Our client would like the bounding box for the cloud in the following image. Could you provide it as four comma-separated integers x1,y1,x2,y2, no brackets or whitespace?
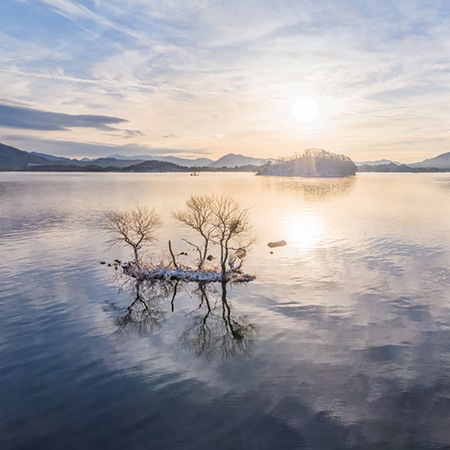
2,1,450,161
123,129,144,139
0,103,127,131
0,68,157,90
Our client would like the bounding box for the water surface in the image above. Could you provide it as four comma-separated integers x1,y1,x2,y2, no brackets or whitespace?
1,172,450,449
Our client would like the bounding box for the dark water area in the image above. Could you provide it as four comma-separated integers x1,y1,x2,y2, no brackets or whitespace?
1,172,450,449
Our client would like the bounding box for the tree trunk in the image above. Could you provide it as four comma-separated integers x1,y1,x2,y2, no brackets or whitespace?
200,237,209,270
133,246,141,269
219,238,227,279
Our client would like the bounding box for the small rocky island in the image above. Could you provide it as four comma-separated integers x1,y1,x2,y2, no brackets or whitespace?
257,148,357,177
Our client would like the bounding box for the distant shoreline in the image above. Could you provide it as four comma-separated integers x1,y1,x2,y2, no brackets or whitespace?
0,165,261,173
2,141,450,173
0,165,450,174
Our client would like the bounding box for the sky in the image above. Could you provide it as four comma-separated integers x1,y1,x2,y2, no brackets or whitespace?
1,0,450,162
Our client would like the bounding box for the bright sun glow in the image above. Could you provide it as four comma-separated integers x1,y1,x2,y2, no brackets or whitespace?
285,214,323,250
292,96,319,123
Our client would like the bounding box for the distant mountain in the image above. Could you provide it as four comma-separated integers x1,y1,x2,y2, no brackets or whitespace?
30,151,79,164
357,163,445,173
165,156,213,167
355,159,400,166
0,142,58,170
410,152,450,169
121,160,185,172
358,163,411,172
107,153,151,160
107,153,213,167
86,157,142,168
208,153,271,168
107,152,270,167
0,142,274,171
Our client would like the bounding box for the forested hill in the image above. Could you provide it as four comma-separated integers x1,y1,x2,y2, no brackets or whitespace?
257,149,357,177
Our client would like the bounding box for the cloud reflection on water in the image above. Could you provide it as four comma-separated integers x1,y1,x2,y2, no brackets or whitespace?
2,173,450,449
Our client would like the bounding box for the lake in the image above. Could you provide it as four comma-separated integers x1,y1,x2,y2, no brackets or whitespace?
1,172,450,450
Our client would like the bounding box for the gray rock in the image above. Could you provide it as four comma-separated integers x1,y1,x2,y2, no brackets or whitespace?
267,240,287,248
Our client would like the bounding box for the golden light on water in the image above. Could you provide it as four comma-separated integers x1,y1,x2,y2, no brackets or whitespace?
285,213,324,250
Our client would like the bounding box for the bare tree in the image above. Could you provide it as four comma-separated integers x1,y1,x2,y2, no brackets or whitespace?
173,195,254,277
172,195,215,269
104,205,162,268
210,196,254,278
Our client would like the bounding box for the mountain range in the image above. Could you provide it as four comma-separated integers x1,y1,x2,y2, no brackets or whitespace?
96,153,214,167
354,159,401,166
409,152,450,169
0,142,273,171
356,152,450,172
1,141,450,172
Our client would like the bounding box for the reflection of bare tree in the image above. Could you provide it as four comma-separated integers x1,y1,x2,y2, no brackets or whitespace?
111,277,258,360
181,281,258,361
113,279,169,339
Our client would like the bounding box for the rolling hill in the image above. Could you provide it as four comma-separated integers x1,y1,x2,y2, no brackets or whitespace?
208,153,271,168
0,143,57,170
410,152,450,170
106,153,213,167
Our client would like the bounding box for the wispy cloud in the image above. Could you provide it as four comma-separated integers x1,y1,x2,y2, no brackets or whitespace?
0,103,127,131
0,67,158,90
1,1,450,160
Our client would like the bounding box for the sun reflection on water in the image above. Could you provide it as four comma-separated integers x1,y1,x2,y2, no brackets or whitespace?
284,213,324,250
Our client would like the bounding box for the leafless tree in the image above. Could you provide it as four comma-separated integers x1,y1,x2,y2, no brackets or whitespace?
210,196,254,278
172,195,215,269
104,205,162,268
173,195,254,277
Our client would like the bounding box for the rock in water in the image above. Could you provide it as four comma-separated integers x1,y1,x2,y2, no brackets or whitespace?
267,240,287,248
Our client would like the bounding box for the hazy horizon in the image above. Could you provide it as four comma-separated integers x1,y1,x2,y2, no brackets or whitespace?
1,1,450,162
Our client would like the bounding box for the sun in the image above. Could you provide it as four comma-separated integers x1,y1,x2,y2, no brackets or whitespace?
292,96,319,123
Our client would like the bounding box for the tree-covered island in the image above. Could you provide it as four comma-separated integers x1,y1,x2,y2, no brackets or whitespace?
257,148,357,177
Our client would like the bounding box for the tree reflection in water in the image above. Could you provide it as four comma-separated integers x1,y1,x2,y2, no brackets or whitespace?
112,279,168,339
182,281,258,361
112,278,258,361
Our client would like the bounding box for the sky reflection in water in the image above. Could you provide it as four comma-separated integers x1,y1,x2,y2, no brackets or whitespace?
1,172,450,449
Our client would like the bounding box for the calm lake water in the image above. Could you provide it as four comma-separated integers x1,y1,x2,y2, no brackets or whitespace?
1,172,450,450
